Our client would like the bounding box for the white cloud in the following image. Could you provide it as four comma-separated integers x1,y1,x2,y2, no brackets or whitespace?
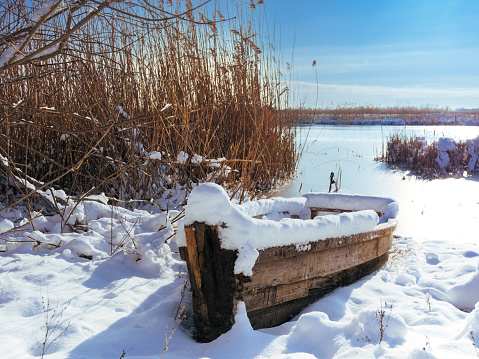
294,82,479,108
298,82,479,98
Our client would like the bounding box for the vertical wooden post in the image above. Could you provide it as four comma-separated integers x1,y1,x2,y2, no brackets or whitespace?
183,222,238,342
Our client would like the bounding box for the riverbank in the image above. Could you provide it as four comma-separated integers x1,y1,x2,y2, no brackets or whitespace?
1,176,479,358
2,125,479,358
299,112,479,126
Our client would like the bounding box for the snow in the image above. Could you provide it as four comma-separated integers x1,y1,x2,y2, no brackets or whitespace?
177,151,189,164
303,192,399,224
118,106,130,119
12,99,23,108
1,180,479,358
238,196,308,219
31,1,58,24
191,154,203,164
31,44,60,59
466,137,479,172
0,154,8,166
447,261,479,310
436,150,450,169
0,1,61,69
161,103,172,112
177,183,385,275
0,218,14,232
147,151,162,161
438,137,455,152
0,45,18,68
428,136,479,173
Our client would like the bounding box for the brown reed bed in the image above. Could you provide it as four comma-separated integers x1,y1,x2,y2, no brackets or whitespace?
378,133,479,178
0,0,298,210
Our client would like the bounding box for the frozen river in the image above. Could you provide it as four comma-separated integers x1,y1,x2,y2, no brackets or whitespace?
276,125,479,243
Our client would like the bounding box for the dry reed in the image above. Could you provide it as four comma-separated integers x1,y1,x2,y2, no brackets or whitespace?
0,0,298,210
378,134,477,178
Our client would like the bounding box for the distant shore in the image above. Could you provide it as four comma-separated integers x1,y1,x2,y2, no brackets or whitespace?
300,112,479,126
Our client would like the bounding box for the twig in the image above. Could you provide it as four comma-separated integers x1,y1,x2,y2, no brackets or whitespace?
39,294,70,359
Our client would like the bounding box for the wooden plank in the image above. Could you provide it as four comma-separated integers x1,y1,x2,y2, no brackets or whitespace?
185,226,202,290
377,232,393,254
247,252,389,329
179,246,188,261
248,295,314,329
243,233,392,312
187,223,239,343
245,236,385,290
256,222,396,263
242,280,310,312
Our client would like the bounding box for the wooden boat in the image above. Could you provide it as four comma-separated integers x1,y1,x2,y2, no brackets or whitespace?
178,184,398,342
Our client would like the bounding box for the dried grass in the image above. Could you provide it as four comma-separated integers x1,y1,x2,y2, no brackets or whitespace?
0,0,298,207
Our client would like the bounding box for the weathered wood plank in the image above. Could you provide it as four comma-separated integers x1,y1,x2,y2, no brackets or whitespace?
377,232,393,255
243,237,389,312
244,233,390,290
185,226,202,290
179,246,188,261
247,252,389,329
242,280,310,312
186,223,239,343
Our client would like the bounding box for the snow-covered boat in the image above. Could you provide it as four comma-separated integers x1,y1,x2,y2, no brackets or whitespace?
177,183,398,342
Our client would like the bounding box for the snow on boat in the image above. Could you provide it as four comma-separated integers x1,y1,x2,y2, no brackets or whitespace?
177,183,398,342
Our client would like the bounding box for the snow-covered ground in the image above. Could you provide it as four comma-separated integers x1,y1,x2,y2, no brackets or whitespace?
2,178,479,359
0,164,479,359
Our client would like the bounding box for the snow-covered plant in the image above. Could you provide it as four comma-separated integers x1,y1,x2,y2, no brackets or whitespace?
380,134,479,178
38,296,70,359
425,291,432,312
471,331,479,358
376,301,393,343
422,335,431,358
161,279,189,359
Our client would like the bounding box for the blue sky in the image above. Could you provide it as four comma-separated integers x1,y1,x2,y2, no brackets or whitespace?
265,0,479,109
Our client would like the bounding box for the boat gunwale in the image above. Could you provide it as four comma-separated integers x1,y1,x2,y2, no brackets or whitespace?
255,219,397,263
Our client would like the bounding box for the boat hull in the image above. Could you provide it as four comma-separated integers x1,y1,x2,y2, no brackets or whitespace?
180,220,396,342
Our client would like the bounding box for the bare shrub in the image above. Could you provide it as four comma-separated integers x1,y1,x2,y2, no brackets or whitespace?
38,295,70,358
471,331,479,358
377,134,479,178
423,335,430,358
425,291,432,312
376,301,392,344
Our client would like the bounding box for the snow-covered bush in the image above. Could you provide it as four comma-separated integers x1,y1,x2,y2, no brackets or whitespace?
379,134,479,178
